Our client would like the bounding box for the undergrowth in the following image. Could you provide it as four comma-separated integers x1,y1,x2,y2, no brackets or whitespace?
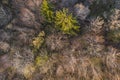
107,29,120,43
32,31,45,53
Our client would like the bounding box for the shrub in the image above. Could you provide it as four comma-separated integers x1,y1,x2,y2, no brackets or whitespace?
32,31,45,52
55,8,80,35
41,0,54,23
35,54,49,66
107,29,120,43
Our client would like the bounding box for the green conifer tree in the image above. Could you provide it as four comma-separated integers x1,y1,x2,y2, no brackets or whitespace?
41,0,54,23
55,8,80,35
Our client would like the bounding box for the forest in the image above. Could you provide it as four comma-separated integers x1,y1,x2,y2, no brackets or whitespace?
0,0,120,80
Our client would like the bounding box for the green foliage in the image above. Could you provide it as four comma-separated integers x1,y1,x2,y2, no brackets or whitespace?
41,0,54,23
35,54,49,66
41,0,80,35
32,31,45,52
107,29,120,43
55,8,80,35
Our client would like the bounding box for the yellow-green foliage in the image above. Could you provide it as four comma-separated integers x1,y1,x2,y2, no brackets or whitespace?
107,29,120,43
35,54,49,66
41,0,80,35
41,0,54,23
55,8,80,35
32,31,45,52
